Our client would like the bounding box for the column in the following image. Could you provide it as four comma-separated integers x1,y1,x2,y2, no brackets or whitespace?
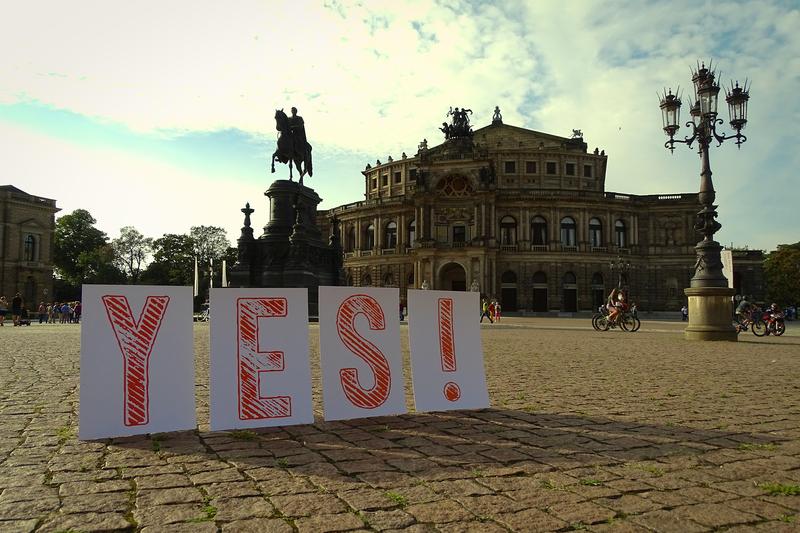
355,217,362,250
375,216,381,250
481,202,486,238
399,213,405,249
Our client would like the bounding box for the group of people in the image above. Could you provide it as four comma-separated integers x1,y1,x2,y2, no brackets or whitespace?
479,298,502,323
734,298,782,332
0,293,25,326
0,294,82,326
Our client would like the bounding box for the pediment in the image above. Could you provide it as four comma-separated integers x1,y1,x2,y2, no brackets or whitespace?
18,218,45,229
472,123,576,151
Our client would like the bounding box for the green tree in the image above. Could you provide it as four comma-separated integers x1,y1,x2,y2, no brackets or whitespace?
190,225,230,264
141,233,196,286
78,244,126,284
112,226,153,284
54,209,108,285
764,242,800,306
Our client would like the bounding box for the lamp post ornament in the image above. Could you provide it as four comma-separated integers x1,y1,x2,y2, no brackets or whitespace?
658,61,750,288
658,60,750,341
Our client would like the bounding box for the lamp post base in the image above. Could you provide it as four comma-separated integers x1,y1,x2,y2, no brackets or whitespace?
684,287,737,341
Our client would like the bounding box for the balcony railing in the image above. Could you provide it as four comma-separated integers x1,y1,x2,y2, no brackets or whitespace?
500,244,517,252
452,241,467,248
530,244,548,252
590,246,608,253
561,245,578,252
361,250,374,256
381,248,396,255
344,252,356,259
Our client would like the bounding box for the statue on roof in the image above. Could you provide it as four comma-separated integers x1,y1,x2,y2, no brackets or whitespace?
444,106,473,140
492,106,502,124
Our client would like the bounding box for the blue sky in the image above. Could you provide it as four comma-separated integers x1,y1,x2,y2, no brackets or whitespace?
1,0,798,252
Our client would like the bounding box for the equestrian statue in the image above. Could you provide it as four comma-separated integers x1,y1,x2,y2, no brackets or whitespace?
271,107,313,185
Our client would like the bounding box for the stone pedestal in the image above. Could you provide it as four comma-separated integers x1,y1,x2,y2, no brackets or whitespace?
684,286,737,341
229,179,343,317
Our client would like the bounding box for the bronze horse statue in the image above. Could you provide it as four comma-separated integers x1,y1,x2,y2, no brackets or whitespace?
271,108,313,184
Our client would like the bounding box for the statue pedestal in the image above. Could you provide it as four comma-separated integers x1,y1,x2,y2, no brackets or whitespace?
229,179,343,317
684,287,737,342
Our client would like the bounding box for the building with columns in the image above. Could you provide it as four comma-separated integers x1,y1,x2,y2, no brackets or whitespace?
0,185,59,308
324,113,762,313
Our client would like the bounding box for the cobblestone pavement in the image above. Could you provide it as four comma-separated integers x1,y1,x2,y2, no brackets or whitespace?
1,318,799,532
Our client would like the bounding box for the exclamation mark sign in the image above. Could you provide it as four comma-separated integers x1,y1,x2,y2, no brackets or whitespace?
438,298,461,402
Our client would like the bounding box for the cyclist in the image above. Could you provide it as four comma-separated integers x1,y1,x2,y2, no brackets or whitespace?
735,297,754,330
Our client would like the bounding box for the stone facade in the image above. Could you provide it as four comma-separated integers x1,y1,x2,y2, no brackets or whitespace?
0,185,59,309
323,118,765,313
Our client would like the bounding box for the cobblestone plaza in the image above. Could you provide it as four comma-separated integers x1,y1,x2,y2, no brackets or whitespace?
1,319,798,532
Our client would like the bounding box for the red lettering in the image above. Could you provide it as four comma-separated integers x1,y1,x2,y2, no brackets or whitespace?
438,298,461,402
237,297,292,420
336,294,391,409
102,295,170,426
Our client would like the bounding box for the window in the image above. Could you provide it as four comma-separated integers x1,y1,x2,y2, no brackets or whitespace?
565,163,576,176
589,218,602,247
546,161,557,174
525,161,537,174
346,227,356,251
615,219,627,247
24,235,36,261
363,274,372,286
500,216,517,245
407,219,416,245
364,224,375,250
381,174,388,187
531,216,547,245
383,273,394,287
371,178,377,189
504,161,516,174
560,217,576,246
533,271,547,284
394,171,402,184
501,271,517,284
409,168,417,181
385,221,397,248
453,225,466,243
407,272,414,286
583,164,593,178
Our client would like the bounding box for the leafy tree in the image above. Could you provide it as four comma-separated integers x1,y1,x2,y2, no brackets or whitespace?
54,209,108,285
190,226,230,265
78,244,126,284
764,242,800,306
141,233,196,286
112,226,153,284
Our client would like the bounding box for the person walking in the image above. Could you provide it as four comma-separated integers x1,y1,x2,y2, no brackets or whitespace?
11,293,23,326
480,299,494,323
38,302,47,324
494,301,502,322
0,296,8,326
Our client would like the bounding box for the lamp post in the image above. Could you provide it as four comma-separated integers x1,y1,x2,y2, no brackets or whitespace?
659,60,750,341
609,256,631,289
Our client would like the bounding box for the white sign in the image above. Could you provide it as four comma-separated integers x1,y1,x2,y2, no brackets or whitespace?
79,285,196,440
721,248,734,289
319,287,407,421
209,288,314,430
407,290,489,412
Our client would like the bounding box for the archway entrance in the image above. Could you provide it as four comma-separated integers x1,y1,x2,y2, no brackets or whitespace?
532,271,548,312
500,270,517,311
562,272,577,312
439,262,466,291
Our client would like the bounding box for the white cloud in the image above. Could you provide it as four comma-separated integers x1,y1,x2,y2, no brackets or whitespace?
1,0,798,250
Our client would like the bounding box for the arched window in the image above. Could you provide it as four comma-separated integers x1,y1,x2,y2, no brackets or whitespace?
591,272,605,309
385,221,397,248
24,235,36,261
501,271,517,284
407,219,416,246
362,273,372,286
500,216,517,245
346,227,356,252
615,220,627,248
560,217,576,247
532,271,547,284
589,218,602,248
407,272,414,286
591,272,604,286
563,272,577,285
531,216,547,246
383,272,394,287
364,224,375,250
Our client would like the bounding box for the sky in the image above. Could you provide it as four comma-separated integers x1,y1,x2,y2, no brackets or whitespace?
1,0,798,252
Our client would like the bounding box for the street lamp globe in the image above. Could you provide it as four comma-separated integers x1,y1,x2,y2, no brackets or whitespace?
659,89,681,138
726,80,750,134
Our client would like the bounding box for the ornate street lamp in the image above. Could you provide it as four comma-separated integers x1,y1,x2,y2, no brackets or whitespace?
609,256,632,289
658,60,751,341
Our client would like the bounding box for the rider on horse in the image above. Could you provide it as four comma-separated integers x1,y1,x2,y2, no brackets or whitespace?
272,106,313,184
